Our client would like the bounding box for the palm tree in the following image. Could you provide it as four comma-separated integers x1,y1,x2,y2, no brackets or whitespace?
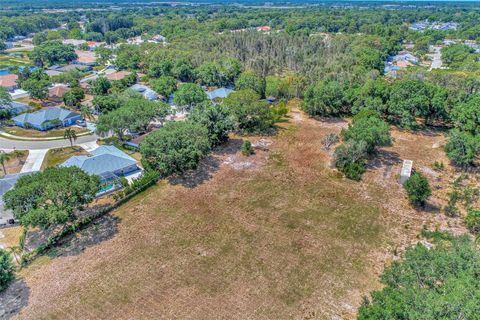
12,150,24,165
0,151,11,175
64,128,77,147
80,105,94,122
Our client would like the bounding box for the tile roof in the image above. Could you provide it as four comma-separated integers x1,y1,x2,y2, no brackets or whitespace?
12,107,80,127
49,85,71,98
75,50,97,64
0,74,18,88
61,145,137,177
106,71,132,81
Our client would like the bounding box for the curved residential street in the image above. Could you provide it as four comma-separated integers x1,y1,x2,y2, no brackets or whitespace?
0,134,99,151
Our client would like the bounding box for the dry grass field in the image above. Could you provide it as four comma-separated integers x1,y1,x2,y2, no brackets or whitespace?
3,106,467,320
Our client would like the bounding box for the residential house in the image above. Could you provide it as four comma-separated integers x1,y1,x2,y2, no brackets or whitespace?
148,35,167,44
63,39,87,47
0,101,31,115
58,64,92,72
0,172,31,226
48,84,71,101
74,50,97,66
256,26,271,32
12,107,82,131
106,70,132,81
61,145,141,186
0,74,19,92
206,87,234,100
129,84,159,100
126,36,144,45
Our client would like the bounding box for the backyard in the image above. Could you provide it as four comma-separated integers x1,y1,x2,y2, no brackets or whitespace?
1,108,466,319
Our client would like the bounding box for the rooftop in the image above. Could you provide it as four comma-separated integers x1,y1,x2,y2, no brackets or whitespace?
0,74,18,88
12,107,80,127
106,70,132,81
61,145,137,178
75,50,97,64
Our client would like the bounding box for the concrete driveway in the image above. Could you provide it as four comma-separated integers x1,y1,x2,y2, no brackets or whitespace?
20,149,48,173
0,134,98,151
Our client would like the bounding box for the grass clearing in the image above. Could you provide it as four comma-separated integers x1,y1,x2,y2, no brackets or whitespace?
0,52,30,69
41,146,88,170
9,108,468,319
1,126,90,139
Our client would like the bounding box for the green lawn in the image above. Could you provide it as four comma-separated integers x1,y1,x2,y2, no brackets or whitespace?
0,52,30,69
1,126,90,139
41,146,88,170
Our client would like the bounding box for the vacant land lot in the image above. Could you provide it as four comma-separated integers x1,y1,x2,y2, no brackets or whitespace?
6,108,465,319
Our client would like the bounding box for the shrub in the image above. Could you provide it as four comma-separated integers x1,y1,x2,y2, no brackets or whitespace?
241,140,254,156
333,140,368,180
0,249,15,292
404,172,431,207
321,133,339,151
465,209,480,234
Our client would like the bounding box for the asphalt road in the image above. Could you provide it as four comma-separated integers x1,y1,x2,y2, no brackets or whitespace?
429,46,443,70
0,134,98,151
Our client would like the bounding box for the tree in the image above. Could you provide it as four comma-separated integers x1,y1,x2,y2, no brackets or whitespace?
96,97,157,139
388,80,431,129
0,249,15,292
241,140,254,156
92,94,121,113
341,111,391,154
140,121,211,176
172,59,195,82
0,152,11,175
3,167,100,228
302,80,347,117
173,83,207,110
444,129,480,168
0,87,12,106
63,87,85,107
404,172,431,207
21,78,50,100
151,76,176,97
63,128,77,147
32,32,47,46
90,77,111,96
465,209,480,234
223,89,273,134
195,62,225,87
31,41,77,67
450,95,480,135
321,133,339,151
153,101,171,127
359,236,480,320
333,140,368,180
235,70,266,97
80,105,94,121
188,102,232,146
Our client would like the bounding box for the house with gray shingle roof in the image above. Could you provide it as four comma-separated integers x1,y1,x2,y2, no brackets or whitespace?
0,101,31,115
206,87,234,101
12,107,82,131
129,84,159,101
61,145,141,184
0,172,31,226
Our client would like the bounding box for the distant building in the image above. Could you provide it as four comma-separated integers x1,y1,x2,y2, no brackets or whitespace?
148,35,167,44
129,84,159,100
206,87,234,100
106,70,132,81
63,39,87,47
58,64,92,72
256,26,271,32
74,50,97,66
0,74,19,91
12,107,82,131
48,84,71,100
126,36,144,45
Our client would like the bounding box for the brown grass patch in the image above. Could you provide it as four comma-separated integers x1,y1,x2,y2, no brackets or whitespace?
9,108,469,320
